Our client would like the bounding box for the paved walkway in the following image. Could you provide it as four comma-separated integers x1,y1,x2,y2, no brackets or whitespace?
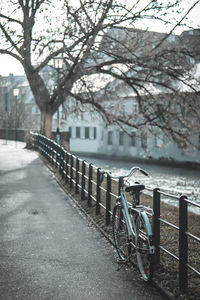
0,141,164,300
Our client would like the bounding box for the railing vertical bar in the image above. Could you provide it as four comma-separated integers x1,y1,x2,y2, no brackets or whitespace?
52,143,54,165
70,155,74,188
88,163,93,207
75,158,79,194
61,148,65,179
96,168,101,215
179,195,188,293
51,141,54,166
59,147,62,175
106,173,111,225
56,144,59,168
153,188,161,265
118,177,123,196
65,153,69,184
81,160,86,200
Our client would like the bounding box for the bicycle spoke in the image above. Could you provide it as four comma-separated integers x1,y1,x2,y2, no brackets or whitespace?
113,205,129,261
136,215,154,282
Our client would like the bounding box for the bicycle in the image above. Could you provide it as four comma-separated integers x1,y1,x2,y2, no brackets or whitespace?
109,166,155,282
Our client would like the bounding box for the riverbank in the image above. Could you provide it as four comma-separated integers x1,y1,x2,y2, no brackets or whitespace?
78,154,200,206
72,151,200,170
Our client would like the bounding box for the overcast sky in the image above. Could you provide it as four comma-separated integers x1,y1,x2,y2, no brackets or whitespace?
0,0,199,77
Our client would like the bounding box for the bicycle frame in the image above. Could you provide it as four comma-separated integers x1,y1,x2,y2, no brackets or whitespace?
119,188,153,246
119,189,135,241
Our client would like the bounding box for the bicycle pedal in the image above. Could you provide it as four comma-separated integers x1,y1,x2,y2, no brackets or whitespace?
117,258,126,264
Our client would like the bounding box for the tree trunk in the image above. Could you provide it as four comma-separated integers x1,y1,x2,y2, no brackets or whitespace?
40,111,53,138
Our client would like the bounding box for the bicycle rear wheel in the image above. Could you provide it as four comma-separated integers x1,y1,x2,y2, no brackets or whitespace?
136,213,154,282
113,205,129,261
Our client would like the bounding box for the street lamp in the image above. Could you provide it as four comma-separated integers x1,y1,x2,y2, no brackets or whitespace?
53,56,63,144
13,88,19,146
4,92,9,145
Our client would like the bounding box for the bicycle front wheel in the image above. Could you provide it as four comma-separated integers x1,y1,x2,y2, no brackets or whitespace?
113,205,129,261
136,213,154,282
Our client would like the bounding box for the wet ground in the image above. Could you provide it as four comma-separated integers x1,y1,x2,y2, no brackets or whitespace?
0,141,164,300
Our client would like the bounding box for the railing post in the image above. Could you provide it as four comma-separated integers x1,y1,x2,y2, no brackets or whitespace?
96,168,101,215
81,160,86,200
50,140,53,165
75,158,79,194
52,142,55,166
61,148,65,179
118,176,123,196
70,155,74,188
179,195,188,293
88,163,93,207
59,147,62,175
65,153,69,184
153,188,161,265
47,139,51,163
56,144,59,168
106,173,111,225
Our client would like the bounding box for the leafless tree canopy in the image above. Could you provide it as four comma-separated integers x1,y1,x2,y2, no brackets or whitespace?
0,0,199,146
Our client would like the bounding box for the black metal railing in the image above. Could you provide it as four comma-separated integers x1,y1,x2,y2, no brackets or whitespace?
31,132,200,293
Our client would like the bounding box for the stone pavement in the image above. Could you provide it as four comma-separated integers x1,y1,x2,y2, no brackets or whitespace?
0,140,165,300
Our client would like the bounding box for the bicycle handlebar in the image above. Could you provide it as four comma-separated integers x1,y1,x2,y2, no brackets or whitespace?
100,166,148,180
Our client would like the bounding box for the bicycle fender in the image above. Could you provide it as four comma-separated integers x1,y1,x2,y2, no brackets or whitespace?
140,211,152,236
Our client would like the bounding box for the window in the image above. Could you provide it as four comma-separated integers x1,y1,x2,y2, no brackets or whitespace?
89,127,97,139
85,127,89,139
80,127,85,139
119,131,124,145
76,127,80,138
69,127,76,138
131,132,136,147
69,126,72,138
141,131,147,149
108,131,113,145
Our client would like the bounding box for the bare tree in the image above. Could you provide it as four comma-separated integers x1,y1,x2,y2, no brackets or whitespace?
0,0,199,146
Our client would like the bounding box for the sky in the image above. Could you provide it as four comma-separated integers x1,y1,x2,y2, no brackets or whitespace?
0,0,200,77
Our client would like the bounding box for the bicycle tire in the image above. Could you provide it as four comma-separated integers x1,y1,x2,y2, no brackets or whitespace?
136,213,154,282
113,205,129,260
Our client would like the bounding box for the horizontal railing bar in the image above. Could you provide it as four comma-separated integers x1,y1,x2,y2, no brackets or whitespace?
159,245,179,261
187,232,200,243
187,264,200,277
99,202,106,210
145,187,153,192
158,190,180,200
100,186,107,192
159,218,179,231
186,199,200,208
110,192,118,198
91,195,96,202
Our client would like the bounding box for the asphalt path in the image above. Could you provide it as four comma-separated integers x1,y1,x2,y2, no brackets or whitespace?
0,141,164,300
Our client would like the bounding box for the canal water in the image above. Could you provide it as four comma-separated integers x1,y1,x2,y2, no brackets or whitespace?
81,156,200,211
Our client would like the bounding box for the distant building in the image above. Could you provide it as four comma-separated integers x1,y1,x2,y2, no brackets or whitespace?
66,81,200,165
66,27,200,164
0,73,40,131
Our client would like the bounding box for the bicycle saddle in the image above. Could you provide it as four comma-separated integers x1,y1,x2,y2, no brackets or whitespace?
125,184,145,193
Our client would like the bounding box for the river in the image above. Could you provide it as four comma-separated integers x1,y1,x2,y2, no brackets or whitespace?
81,156,200,211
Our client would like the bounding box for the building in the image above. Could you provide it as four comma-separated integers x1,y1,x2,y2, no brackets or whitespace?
66,27,200,165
